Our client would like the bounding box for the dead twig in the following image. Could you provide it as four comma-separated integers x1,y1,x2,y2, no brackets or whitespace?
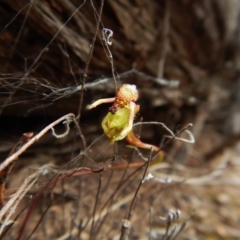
76,0,104,120
0,113,76,172
0,132,33,209
119,148,153,240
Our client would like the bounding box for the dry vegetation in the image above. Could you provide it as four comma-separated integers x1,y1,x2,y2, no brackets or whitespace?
0,0,240,239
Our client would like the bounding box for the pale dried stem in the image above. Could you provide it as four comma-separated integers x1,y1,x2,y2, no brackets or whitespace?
0,171,39,234
0,113,76,172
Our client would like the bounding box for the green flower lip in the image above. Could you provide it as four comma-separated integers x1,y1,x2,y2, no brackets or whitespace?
88,84,164,163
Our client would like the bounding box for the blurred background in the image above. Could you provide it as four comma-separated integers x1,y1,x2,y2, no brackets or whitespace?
0,0,240,239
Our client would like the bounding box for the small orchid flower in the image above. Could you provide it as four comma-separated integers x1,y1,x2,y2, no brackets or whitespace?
88,84,163,163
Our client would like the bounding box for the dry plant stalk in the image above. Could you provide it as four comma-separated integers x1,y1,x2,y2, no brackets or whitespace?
0,132,33,209
0,113,76,172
